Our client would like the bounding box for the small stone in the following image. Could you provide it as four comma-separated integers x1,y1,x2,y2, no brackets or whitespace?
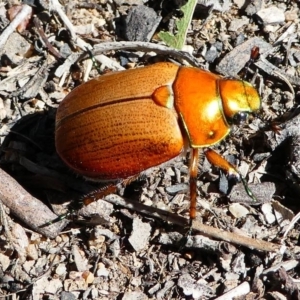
131,276,142,287
244,0,262,16
1,32,31,64
72,245,88,272
165,183,188,195
56,263,67,276
122,291,148,300
261,203,275,224
97,262,109,277
45,278,63,294
125,5,161,42
0,253,10,271
128,217,151,251
256,6,285,25
26,244,39,260
285,10,299,22
178,273,213,298
229,203,249,218
82,271,94,284
228,17,249,31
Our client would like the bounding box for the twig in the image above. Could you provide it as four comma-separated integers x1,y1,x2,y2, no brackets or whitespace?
215,282,250,300
282,211,300,240
75,3,104,11
32,15,63,60
255,54,300,87
0,4,33,50
49,0,92,51
92,42,201,67
104,194,280,252
192,219,279,252
0,168,67,238
55,41,202,78
10,59,50,98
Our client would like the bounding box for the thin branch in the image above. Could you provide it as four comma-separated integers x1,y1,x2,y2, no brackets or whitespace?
0,4,32,50
104,194,280,252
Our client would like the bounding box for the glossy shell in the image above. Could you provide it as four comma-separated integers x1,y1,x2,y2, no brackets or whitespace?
56,62,260,180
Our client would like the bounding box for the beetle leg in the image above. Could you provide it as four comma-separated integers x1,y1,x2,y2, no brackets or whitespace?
85,177,141,203
39,176,142,228
204,149,257,201
83,175,141,206
82,184,118,206
189,148,200,220
38,184,118,228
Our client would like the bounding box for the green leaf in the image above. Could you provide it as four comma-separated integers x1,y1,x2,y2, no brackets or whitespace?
158,0,197,50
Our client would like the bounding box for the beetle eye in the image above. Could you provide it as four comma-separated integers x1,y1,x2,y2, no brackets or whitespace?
232,112,249,125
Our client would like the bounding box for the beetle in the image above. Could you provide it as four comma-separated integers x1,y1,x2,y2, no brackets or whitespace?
55,62,261,221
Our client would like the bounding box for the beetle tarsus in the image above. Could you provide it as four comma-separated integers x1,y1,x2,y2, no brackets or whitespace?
39,210,72,228
240,176,257,202
177,222,193,252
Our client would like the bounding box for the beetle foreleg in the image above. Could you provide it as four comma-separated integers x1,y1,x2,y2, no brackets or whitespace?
205,149,240,178
204,149,257,202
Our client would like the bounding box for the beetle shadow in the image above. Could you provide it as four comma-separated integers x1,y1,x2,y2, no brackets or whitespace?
0,109,150,227
0,111,103,216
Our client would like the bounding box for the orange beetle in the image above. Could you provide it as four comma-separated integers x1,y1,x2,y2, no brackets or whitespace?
55,62,261,220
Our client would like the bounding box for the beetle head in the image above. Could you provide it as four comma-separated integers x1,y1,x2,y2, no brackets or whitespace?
218,79,261,125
